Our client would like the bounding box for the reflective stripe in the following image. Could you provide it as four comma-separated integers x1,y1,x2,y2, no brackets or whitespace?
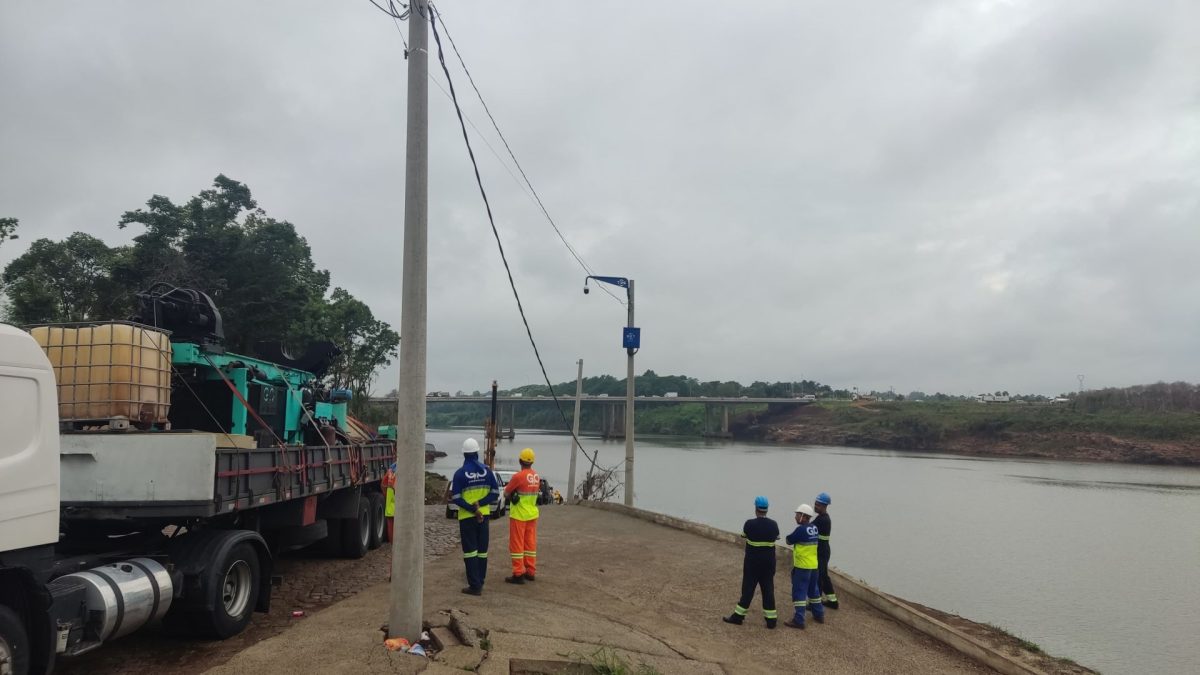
463,551,478,558
808,597,823,603
826,594,838,602
478,552,488,558
511,554,524,559
793,600,806,607
745,540,775,547
524,551,537,556
764,610,779,619
384,487,395,517
818,535,830,541
733,605,748,616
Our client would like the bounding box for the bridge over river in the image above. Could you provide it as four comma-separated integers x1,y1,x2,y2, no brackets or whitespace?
368,395,812,438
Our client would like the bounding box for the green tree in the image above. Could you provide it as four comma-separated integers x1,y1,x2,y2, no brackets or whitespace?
309,288,400,413
2,176,399,408
1,233,128,323
114,175,331,353
0,217,17,248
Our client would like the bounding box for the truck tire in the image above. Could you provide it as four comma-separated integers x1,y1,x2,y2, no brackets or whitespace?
366,492,386,550
193,543,261,639
339,497,370,559
0,605,31,675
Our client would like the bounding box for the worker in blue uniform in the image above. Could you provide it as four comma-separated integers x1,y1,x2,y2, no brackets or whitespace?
449,438,501,595
813,492,838,609
723,496,780,628
784,503,825,629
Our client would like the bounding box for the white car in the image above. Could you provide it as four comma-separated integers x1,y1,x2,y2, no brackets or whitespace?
445,469,516,519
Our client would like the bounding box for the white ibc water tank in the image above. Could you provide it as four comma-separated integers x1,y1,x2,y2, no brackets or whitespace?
59,557,173,642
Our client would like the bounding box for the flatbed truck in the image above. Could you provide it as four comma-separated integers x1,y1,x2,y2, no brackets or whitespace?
0,289,395,674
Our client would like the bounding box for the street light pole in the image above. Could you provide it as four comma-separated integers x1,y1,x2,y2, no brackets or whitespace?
624,281,635,506
583,275,637,507
388,0,428,642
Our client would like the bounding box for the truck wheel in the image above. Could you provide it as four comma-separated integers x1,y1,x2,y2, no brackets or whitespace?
339,497,370,559
366,492,386,550
195,543,261,639
0,605,30,675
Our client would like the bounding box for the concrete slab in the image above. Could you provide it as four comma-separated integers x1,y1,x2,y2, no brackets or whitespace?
204,505,992,675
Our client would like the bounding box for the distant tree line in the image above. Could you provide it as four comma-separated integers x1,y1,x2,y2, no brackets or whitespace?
1,176,398,415
503,370,838,399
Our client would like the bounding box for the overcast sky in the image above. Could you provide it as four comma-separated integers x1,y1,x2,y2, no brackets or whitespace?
2,0,1198,397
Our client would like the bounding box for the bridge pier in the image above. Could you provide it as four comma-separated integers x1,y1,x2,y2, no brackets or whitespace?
497,403,515,440
703,404,732,439
603,402,625,440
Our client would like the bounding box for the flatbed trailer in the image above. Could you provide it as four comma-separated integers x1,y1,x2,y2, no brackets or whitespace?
60,432,393,520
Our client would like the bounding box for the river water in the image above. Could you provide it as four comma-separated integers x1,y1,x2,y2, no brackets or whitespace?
425,428,1200,674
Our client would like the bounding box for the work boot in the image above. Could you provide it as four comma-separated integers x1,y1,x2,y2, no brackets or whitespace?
722,614,744,625
825,601,840,610
814,614,825,624
461,587,482,596
523,573,536,582
766,618,777,629
783,619,805,630
504,575,525,584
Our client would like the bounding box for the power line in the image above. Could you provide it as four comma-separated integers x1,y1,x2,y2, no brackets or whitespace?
426,5,599,463
431,6,625,307
370,0,622,306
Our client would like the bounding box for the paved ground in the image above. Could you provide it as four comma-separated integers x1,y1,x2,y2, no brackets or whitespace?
203,505,992,675
56,505,461,675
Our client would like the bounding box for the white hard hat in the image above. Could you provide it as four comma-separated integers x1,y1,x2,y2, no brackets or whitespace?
795,504,817,518
462,438,480,455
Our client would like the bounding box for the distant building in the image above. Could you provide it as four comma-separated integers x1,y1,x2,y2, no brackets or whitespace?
975,394,1010,403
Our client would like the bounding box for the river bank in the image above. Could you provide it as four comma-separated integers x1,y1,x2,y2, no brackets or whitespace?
739,400,1200,466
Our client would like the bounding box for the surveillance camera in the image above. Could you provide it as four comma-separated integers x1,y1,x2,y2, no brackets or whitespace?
583,286,590,294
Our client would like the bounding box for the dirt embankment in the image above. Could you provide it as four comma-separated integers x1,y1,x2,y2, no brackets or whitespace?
737,404,1200,466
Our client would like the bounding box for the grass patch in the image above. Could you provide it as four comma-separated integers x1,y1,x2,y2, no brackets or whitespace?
565,648,662,675
984,622,1042,653
815,400,1200,443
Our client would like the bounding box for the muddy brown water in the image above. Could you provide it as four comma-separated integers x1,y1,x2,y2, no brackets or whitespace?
428,428,1200,675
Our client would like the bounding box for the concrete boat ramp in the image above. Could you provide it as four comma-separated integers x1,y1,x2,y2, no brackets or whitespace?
204,504,1083,675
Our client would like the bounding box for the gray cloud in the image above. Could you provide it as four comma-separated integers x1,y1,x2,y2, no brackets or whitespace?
2,0,1197,397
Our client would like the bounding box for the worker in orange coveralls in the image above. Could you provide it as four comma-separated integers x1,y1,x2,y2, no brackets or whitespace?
503,448,542,584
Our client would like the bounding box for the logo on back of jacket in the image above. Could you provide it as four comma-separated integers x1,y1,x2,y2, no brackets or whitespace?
526,473,539,485
465,470,486,480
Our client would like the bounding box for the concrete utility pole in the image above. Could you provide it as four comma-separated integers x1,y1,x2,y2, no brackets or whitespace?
567,359,583,499
624,281,635,506
389,0,428,642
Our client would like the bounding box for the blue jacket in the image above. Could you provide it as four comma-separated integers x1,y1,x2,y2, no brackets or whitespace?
450,455,500,518
786,522,820,569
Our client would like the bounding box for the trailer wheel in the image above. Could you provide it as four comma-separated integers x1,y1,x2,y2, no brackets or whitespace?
195,543,261,639
366,492,386,550
0,605,30,675
339,497,370,559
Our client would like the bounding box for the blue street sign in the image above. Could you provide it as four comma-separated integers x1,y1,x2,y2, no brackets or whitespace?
623,327,641,349
593,276,629,288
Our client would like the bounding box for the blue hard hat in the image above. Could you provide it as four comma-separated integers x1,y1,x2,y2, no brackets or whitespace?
816,492,831,505
754,495,769,510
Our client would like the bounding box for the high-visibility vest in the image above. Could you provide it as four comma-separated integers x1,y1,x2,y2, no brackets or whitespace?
506,468,541,521
383,468,396,518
